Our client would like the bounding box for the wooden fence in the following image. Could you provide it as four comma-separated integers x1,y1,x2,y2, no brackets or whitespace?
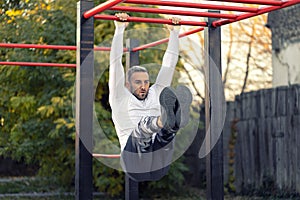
223,84,300,194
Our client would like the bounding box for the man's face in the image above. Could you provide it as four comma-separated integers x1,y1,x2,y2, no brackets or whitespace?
127,72,150,100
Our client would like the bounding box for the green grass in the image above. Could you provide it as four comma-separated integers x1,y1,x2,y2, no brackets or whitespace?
0,176,207,200
0,196,73,200
1,176,295,200
0,195,117,200
0,177,66,194
0,177,131,200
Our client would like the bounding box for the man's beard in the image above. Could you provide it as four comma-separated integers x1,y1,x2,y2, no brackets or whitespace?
133,91,148,100
131,87,148,100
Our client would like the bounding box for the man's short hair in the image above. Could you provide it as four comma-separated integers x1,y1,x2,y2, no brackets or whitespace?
127,65,148,82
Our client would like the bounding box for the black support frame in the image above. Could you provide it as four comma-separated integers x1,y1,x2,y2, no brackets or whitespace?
75,1,94,200
204,10,224,200
125,38,140,200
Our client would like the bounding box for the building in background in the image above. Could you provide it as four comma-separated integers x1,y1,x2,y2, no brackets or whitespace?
267,4,300,87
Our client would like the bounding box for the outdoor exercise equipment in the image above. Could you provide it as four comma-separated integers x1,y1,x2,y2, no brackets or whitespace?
1,0,299,199
76,0,299,200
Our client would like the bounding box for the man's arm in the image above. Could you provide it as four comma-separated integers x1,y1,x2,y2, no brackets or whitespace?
155,18,181,87
109,14,128,103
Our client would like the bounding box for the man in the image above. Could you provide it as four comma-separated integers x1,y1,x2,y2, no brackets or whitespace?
109,13,192,181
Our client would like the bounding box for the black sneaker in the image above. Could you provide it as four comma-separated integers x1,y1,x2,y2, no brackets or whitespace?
174,85,192,128
159,87,178,130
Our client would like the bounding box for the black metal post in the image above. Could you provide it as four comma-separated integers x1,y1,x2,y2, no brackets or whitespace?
126,38,140,70
75,1,94,200
125,175,139,200
125,38,140,200
204,10,224,200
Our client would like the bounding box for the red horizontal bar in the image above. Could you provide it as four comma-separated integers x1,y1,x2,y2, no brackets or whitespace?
94,47,113,51
212,0,300,27
94,14,207,26
124,0,259,13
0,43,76,50
210,0,284,5
0,61,76,68
179,27,205,37
83,0,126,19
92,153,120,158
132,27,204,52
110,6,238,19
0,43,113,51
94,46,128,52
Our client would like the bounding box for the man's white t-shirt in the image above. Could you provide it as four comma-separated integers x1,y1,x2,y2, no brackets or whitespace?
109,24,180,150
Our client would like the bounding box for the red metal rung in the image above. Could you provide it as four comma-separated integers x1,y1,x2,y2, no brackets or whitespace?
92,153,121,158
132,27,204,52
83,0,126,19
210,0,284,6
0,43,76,50
94,14,207,26
124,0,259,12
212,0,300,27
0,61,76,68
0,43,114,51
110,6,238,19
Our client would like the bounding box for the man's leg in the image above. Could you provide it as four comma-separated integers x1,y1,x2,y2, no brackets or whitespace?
148,85,193,180
121,116,165,181
149,128,177,180
122,128,176,182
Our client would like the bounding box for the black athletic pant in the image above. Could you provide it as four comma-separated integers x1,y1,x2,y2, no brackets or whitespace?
121,128,176,182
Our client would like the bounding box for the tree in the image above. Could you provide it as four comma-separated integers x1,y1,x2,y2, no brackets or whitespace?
0,0,77,187
177,13,272,101
223,14,272,99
